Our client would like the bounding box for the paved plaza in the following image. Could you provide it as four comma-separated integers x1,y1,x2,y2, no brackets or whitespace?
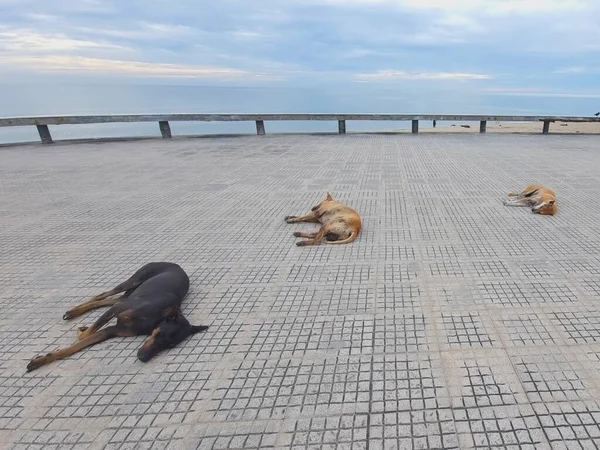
1,133,600,449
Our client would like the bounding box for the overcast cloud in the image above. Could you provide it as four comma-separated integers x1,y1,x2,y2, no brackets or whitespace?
0,0,599,94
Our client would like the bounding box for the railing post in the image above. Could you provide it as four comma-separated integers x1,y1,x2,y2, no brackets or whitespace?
411,120,419,134
542,120,550,134
256,120,265,135
480,120,487,133
338,120,346,134
36,125,53,144
159,121,172,138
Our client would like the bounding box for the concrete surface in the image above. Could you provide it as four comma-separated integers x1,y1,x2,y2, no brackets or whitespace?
1,134,600,449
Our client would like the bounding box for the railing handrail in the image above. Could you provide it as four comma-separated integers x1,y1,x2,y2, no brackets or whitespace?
1,113,598,144
2,113,600,128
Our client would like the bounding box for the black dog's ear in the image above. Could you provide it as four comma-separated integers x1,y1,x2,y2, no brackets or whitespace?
164,307,181,321
190,325,209,334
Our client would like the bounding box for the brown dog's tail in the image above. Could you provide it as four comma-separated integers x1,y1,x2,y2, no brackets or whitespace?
326,230,359,245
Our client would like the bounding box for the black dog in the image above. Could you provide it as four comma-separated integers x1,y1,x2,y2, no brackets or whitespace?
27,262,207,372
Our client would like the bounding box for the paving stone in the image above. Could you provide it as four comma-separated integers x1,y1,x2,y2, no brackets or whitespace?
2,134,600,449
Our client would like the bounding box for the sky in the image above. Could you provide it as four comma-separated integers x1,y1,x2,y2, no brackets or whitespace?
0,0,599,97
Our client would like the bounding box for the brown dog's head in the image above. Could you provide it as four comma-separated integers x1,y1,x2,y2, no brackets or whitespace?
312,193,335,211
532,199,556,215
137,308,208,362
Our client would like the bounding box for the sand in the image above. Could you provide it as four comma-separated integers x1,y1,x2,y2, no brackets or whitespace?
420,121,600,134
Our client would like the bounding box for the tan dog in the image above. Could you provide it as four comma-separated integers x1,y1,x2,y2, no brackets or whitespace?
285,193,362,246
503,184,557,215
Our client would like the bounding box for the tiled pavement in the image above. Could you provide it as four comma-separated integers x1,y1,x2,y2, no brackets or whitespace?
1,133,600,449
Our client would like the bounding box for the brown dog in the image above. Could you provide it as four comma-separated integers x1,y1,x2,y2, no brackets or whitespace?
503,184,557,215
284,193,362,246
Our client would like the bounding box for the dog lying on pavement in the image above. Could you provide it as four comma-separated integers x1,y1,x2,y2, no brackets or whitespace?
27,262,208,372
284,193,362,246
503,184,557,215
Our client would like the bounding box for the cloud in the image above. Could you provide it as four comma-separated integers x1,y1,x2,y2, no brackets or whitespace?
24,13,57,21
322,0,587,15
398,0,587,14
356,70,491,80
483,87,600,99
139,22,195,35
2,55,250,78
0,0,598,89
0,27,130,53
553,66,587,74
317,0,598,52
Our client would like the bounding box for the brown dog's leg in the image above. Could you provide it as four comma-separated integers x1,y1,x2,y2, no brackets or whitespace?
503,198,531,207
63,296,124,321
508,188,539,199
284,212,319,224
296,224,331,246
26,325,133,372
293,231,318,239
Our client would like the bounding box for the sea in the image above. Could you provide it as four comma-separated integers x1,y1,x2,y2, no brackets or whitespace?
0,82,595,144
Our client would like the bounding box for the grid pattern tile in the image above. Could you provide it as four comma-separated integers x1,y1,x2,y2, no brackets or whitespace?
2,133,600,449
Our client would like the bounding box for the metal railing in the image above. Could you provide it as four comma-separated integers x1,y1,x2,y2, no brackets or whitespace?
1,113,599,144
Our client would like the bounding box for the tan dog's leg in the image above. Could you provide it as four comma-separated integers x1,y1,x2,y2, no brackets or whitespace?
503,198,531,207
293,231,318,239
284,212,319,224
508,188,539,199
296,224,332,246
26,326,134,372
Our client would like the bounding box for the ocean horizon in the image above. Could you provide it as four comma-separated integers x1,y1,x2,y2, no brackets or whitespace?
0,82,596,143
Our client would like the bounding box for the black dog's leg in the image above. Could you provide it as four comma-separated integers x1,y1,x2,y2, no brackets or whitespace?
64,263,172,320
27,326,134,372
63,297,124,321
77,304,124,341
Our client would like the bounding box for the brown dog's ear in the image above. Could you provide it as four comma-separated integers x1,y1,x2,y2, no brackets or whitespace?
326,192,333,201
548,200,555,206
